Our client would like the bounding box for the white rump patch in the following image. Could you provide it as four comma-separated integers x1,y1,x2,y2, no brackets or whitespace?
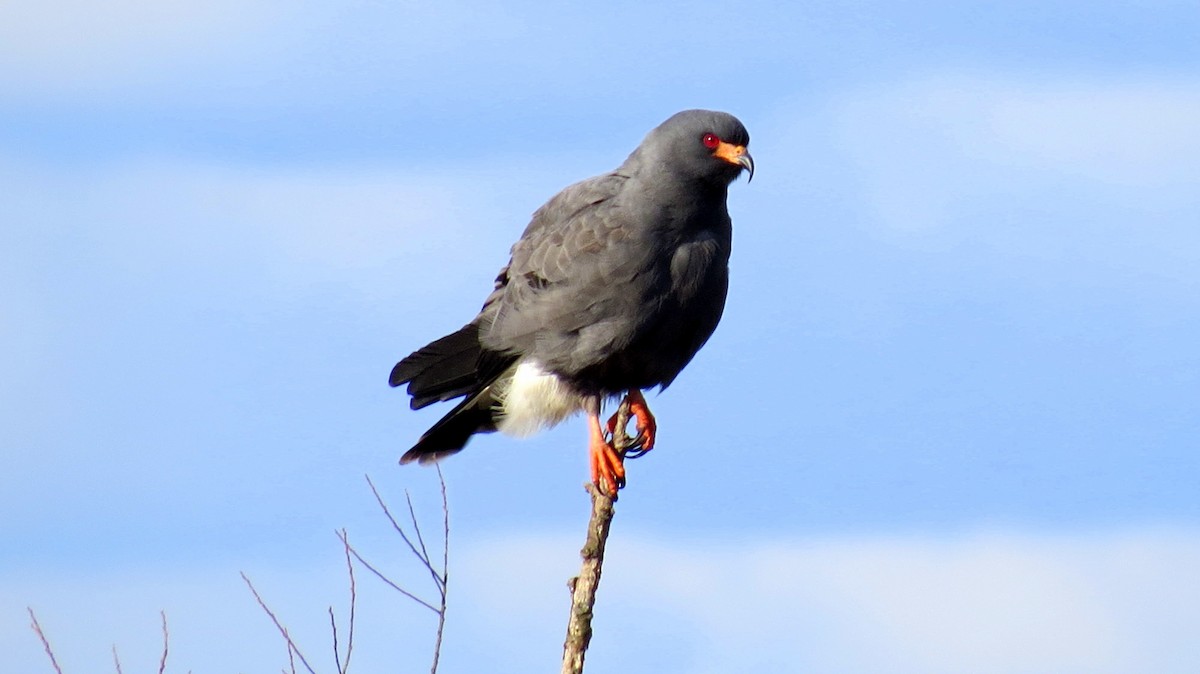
495,362,583,438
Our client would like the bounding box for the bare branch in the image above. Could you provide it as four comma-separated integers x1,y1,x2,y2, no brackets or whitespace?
406,490,445,592
429,465,450,674
284,628,296,671
158,611,169,674
113,645,123,674
27,608,64,674
364,474,446,595
284,629,297,674
365,475,426,563
350,471,451,673
438,464,449,585
560,397,633,674
342,530,357,674
327,530,357,674
328,607,340,674
338,531,440,614
241,572,318,674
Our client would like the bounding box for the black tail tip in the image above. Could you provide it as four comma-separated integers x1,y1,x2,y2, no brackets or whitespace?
400,446,464,466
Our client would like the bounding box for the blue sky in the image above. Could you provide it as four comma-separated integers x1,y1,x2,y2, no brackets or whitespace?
3,1,1199,672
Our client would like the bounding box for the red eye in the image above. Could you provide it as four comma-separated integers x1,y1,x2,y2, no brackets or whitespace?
702,132,720,149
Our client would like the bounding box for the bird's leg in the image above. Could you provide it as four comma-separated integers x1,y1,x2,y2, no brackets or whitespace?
606,389,657,457
586,397,625,497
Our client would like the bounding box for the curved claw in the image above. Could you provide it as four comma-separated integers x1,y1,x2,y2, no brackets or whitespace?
624,445,652,460
621,430,652,460
605,389,658,455
588,413,625,498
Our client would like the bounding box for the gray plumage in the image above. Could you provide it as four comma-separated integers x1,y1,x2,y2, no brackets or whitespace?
391,109,752,464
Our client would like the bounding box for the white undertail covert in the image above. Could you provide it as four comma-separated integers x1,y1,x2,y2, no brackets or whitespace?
494,361,584,437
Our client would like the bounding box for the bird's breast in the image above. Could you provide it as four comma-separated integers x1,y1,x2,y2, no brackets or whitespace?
668,232,727,303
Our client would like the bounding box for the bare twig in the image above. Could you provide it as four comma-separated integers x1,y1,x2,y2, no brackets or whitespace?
347,468,450,673
438,464,449,593
113,645,124,674
239,469,449,674
339,531,440,613
158,611,169,674
328,607,339,673
364,475,444,590
241,572,318,674
330,529,356,674
343,532,356,674
28,608,64,674
285,631,297,674
406,491,436,586
561,397,634,674
429,465,450,674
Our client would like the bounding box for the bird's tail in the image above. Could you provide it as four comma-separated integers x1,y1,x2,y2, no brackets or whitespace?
391,323,487,409
390,323,514,463
399,388,499,464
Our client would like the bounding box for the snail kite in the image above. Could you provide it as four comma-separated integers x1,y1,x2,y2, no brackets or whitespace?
390,109,753,496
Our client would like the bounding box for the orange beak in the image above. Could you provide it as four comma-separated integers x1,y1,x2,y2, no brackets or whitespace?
714,141,754,182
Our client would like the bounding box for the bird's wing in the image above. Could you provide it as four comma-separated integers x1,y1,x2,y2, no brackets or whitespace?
477,172,662,368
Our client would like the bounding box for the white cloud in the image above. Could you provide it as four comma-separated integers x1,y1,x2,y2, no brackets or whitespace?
0,0,305,94
0,156,519,299
0,155,520,485
820,74,1200,235
0,0,529,98
7,528,1197,673
980,82,1200,186
459,527,1200,674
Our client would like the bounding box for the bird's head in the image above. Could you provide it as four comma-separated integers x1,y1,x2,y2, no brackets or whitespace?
634,109,753,185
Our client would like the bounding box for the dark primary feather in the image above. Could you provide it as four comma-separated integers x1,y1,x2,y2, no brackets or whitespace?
389,323,486,409
389,323,516,463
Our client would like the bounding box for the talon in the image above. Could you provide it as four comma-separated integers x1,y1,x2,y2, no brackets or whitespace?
625,444,651,460
626,390,657,452
620,431,650,460
605,390,658,455
588,412,625,497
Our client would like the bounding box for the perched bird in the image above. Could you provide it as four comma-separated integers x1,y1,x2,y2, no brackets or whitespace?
390,109,753,496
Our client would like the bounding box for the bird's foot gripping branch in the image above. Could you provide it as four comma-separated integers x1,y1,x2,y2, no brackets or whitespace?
606,389,657,459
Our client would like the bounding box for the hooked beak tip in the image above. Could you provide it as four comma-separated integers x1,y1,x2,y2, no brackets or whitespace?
738,152,754,183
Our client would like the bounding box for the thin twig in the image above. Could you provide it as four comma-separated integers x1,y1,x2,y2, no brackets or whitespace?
28,608,64,674
113,645,123,674
284,628,296,671
284,629,297,674
241,572,318,674
352,470,450,673
328,607,340,673
365,475,426,562
339,532,440,614
364,475,443,590
429,465,450,674
331,529,357,674
405,490,436,583
343,530,355,671
438,464,449,590
560,397,633,674
158,611,169,674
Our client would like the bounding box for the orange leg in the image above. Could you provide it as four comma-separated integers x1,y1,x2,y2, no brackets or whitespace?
588,410,625,497
606,389,657,453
